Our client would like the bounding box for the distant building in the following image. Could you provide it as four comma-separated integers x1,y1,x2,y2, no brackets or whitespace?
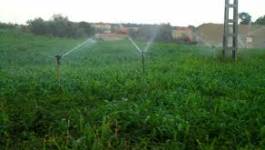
172,26,194,42
95,33,127,41
196,23,265,48
92,23,111,33
113,26,129,34
111,25,138,35
93,24,130,41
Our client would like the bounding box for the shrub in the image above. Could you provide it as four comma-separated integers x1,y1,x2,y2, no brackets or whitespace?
27,15,95,38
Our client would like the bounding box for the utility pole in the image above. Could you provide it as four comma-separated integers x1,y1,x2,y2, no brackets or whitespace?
223,0,239,60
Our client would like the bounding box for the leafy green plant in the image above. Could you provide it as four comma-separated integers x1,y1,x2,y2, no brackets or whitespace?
0,29,265,149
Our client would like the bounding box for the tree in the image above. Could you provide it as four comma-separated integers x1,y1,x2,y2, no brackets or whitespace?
0,22,18,29
49,14,71,37
156,24,173,42
27,18,48,35
255,15,265,25
239,12,252,25
78,22,95,37
27,15,95,38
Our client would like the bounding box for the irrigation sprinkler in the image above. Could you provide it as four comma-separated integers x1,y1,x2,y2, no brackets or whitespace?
55,55,62,82
51,38,96,83
128,37,147,74
126,32,158,75
119,23,158,74
141,50,146,74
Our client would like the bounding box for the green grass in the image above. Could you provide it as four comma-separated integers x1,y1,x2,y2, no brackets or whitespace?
1,29,265,149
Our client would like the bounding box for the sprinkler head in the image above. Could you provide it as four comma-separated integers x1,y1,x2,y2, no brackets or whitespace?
55,55,62,65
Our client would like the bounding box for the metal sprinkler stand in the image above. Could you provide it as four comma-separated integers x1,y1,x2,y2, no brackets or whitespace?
55,55,62,82
141,51,145,74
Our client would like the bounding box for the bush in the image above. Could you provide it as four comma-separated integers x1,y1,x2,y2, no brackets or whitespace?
156,24,174,42
27,15,95,38
0,22,18,29
255,15,265,25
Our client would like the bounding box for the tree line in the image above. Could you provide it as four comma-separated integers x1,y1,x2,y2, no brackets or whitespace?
1,14,265,40
239,12,265,25
26,15,95,38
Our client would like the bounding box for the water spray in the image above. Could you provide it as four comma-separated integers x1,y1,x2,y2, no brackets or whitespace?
128,37,147,74
127,36,146,73
62,38,95,57
52,38,96,82
128,37,142,53
121,24,158,74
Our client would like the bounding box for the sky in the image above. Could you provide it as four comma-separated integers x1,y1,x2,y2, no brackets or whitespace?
0,0,265,26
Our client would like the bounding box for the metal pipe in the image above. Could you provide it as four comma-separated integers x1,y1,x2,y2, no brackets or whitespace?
141,51,145,74
55,55,62,82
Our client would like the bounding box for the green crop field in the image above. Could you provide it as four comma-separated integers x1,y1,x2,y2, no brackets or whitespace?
1,28,265,149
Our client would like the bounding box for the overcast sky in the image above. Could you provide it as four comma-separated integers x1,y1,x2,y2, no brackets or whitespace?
0,0,265,26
